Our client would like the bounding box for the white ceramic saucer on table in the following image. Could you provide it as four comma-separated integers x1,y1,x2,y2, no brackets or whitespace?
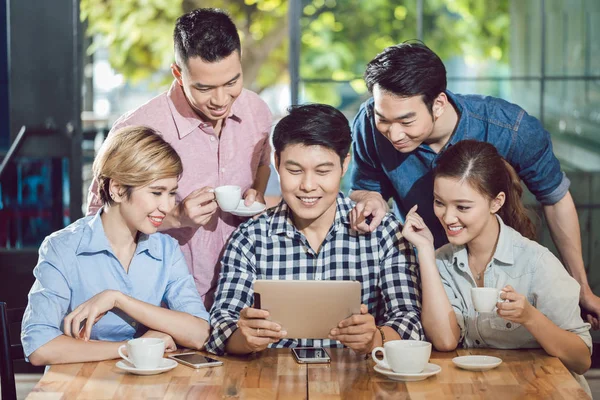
452,355,502,371
373,363,441,382
229,200,266,217
116,358,178,375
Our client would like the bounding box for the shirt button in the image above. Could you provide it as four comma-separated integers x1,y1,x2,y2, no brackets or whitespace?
131,322,137,327
210,136,216,142
221,168,225,173
286,231,293,238
475,340,480,345
506,322,512,329
315,276,321,281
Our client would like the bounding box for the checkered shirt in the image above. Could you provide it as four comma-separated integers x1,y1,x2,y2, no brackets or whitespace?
205,193,423,355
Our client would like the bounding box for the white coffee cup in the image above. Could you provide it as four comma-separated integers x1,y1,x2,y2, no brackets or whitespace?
118,338,165,369
471,287,502,313
371,340,432,374
214,185,242,212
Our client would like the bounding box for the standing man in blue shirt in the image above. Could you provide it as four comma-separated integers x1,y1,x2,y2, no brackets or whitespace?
349,42,600,328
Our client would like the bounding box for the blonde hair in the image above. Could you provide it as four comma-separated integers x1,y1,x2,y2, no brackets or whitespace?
93,126,183,205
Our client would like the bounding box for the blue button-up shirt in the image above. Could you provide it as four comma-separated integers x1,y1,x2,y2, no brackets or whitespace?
21,211,209,358
350,91,570,247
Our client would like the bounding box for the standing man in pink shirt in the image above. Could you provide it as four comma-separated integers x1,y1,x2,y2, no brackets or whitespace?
87,8,272,309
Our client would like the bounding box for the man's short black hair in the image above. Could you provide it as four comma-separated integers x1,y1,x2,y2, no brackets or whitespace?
364,41,447,113
174,8,241,67
273,104,351,166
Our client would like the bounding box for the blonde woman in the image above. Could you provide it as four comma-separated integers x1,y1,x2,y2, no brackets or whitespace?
21,126,210,366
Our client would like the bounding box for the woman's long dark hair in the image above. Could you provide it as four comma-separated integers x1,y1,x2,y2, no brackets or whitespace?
433,140,536,240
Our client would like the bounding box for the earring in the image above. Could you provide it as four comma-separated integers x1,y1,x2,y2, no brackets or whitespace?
110,192,115,199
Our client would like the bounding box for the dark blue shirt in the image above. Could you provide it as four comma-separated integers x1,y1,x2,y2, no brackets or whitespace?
350,90,570,247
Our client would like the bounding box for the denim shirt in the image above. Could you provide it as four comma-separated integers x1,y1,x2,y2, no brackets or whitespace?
21,211,210,359
350,91,570,247
435,215,591,353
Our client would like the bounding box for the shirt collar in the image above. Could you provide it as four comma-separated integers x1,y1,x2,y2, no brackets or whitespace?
491,214,514,265
445,90,469,145
268,192,351,236
76,209,162,260
452,214,514,267
167,81,242,140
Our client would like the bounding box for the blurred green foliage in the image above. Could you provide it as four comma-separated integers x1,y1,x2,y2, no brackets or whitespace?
81,0,509,103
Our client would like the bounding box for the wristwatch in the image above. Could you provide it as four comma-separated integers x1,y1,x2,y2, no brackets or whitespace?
377,326,386,345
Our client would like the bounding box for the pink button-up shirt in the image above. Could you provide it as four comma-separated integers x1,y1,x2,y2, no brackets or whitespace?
87,81,272,308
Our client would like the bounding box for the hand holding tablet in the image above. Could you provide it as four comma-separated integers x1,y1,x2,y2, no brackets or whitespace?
252,280,362,339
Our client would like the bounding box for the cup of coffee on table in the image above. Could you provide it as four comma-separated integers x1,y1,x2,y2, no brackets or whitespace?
471,287,502,313
214,185,242,212
371,340,431,374
118,338,165,369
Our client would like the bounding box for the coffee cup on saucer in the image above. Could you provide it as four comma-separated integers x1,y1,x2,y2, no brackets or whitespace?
214,185,242,212
118,338,165,369
371,340,432,374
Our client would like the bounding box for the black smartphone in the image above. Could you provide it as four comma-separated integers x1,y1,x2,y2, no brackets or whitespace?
291,347,331,364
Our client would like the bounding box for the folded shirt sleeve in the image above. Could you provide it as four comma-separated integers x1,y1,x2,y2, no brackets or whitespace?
435,252,467,342
162,243,210,322
21,238,72,359
531,250,592,352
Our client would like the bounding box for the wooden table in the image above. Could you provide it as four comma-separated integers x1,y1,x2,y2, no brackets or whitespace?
27,348,589,399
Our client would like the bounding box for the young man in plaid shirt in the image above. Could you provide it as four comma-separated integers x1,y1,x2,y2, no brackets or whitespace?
206,104,423,356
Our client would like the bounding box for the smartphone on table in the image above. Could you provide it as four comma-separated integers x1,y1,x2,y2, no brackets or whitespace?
291,347,331,364
168,352,223,368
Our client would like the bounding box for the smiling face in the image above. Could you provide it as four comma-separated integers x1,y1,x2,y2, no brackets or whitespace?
276,144,349,230
172,52,243,124
372,85,438,153
113,177,179,235
433,176,504,246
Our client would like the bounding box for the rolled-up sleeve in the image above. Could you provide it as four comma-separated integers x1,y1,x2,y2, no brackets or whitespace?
378,221,424,340
21,239,71,359
435,256,467,342
510,112,569,205
350,101,394,200
205,230,257,355
531,251,592,352
162,246,209,322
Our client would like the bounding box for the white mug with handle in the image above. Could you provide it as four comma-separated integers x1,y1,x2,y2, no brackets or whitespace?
118,338,165,369
371,340,431,374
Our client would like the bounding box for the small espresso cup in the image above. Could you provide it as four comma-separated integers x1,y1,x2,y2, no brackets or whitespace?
371,340,432,374
471,287,502,313
214,185,242,212
118,338,165,369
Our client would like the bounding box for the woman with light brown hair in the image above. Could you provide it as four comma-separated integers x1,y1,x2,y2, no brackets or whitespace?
22,126,210,366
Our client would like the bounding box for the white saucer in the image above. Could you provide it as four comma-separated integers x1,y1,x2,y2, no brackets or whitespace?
374,363,441,382
452,355,502,371
116,358,178,375
228,200,266,217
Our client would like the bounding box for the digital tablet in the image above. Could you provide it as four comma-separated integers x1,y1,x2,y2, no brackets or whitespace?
253,280,362,339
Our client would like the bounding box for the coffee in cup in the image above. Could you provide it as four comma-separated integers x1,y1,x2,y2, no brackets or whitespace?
118,338,165,369
214,185,242,212
471,287,502,313
371,340,431,374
